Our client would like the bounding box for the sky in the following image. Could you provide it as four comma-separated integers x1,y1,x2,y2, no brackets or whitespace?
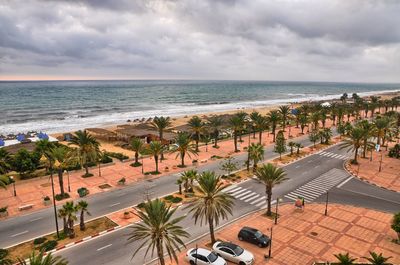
0,0,400,82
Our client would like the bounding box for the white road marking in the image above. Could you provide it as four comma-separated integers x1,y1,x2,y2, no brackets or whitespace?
226,186,242,193
109,202,121,207
230,188,248,196
250,196,266,205
238,192,257,200
223,185,238,192
244,194,260,202
10,230,29,237
97,244,112,251
29,217,43,222
336,176,354,188
234,190,252,199
295,165,301,168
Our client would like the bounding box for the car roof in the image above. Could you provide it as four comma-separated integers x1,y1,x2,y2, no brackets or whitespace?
217,241,239,250
241,226,258,233
191,248,211,256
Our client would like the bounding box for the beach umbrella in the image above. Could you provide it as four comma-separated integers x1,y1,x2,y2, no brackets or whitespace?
291,109,299,115
0,138,4,146
16,134,25,142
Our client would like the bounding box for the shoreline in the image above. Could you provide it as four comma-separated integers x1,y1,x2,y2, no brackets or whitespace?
48,89,400,139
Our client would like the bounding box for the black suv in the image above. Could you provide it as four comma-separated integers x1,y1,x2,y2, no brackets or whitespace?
237,227,270,248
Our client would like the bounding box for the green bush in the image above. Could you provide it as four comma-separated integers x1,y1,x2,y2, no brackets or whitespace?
101,155,113,164
33,237,47,245
164,195,174,201
82,173,94,178
40,240,58,251
130,161,142,167
137,202,145,208
388,144,400,159
184,193,194,198
77,187,89,197
0,206,8,213
0,249,8,259
55,193,70,201
171,197,183,203
104,151,129,161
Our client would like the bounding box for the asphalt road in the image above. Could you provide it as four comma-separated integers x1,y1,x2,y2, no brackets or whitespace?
56,143,400,265
0,132,314,248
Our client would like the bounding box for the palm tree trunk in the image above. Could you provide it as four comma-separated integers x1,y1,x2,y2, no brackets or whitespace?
178,184,182,194
362,140,367,158
181,152,185,167
57,169,65,196
234,133,238,152
80,211,85,231
155,155,159,173
63,217,68,234
157,240,165,265
259,131,262,144
253,127,256,139
208,216,216,244
266,186,272,216
354,147,359,163
160,131,165,160
85,164,89,175
135,152,139,164
195,133,199,152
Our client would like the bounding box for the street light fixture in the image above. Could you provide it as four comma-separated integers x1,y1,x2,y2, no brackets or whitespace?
64,170,71,192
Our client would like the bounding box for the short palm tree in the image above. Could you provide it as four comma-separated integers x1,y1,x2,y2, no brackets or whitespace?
58,201,78,238
333,252,357,265
127,198,189,265
311,112,321,130
151,116,171,160
130,137,144,165
229,115,243,152
340,126,365,164
0,148,11,174
267,111,281,142
250,111,261,138
248,143,264,171
69,130,100,177
299,114,309,134
186,171,234,244
255,163,287,216
170,132,197,167
188,116,205,152
207,116,223,148
145,141,164,173
363,251,392,265
77,200,90,231
178,169,198,192
278,105,290,131
288,141,296,155
254,115,269,144
17,251,68,265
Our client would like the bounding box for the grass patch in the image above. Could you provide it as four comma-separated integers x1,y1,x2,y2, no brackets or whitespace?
130,161,142,167
81,173,94,178
144,171,160,175
5,217,117,262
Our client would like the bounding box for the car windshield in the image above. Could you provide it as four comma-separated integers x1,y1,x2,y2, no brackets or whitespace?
208,252,218,262
233,246,244,255
254,231,263,238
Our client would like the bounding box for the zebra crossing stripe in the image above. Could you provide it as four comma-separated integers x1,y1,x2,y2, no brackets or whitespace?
244,194,260,202
255,200,266,207
223,185,238,192
238,192,257,200
227,186,242,193
296,187,322,196
230,188,246,196
234,190,252,198
250,196,266,205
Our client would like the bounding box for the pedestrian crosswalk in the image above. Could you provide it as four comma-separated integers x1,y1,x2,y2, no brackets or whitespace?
223,186,266,207
318,151,350,160
284,168,350,202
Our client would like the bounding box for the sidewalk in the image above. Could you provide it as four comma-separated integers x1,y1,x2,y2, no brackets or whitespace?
347,141,400,192
169,203,400,265
0,119,339,218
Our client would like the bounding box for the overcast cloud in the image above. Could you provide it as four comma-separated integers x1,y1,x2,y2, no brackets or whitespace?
0,0,399,82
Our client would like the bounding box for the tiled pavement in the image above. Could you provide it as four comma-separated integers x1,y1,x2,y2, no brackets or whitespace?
169,204,400,265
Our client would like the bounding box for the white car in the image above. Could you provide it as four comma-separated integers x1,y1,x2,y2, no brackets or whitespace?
212,241,254,265
186,248,227,265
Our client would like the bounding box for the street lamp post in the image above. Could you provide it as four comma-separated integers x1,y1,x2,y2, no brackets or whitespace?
324,191,329,216
64,170,71,193
247,128,251,171
141,155,144,174
379,151,383,172
268,227,273,258
9,176,16,196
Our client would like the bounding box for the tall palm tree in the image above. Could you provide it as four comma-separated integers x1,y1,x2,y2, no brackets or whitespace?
255,163,287,216
151,116,171,160
48,146,71,196
299,114,308,134
373,117,391,146
0,149,11,174
311,112,320,130
254,115,269,144
229,115,243,152
207,116,223,148
170,132,197,167
145,141,164,173
127,198,189,265
235,112,247,142
186,172,234,244
130,137,144,165
278,105,290,131
77,200,90,231
333,252,357,265
17,251,68,265
35,139,55,158
248,143,264,172
340,126,364,164
188,116,205,152
267,110,281,142
363,251,392,265
69,130,100,177
370,96,379,117
249,111,261,138
357,120,376,158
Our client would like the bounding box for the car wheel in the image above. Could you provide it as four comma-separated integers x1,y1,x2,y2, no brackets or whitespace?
190,261,195,265
258,243,263,247
239,262,246,265
238,236,243,241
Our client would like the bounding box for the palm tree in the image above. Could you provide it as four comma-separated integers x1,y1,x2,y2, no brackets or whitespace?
299,114,308,134
127,198,189,265
235,112,247,142
311,112,320,130
250,111,261,138
254,115,268,144
186,171,234,244
248,143,264,172
145,141,164,173
288,141,296,155
278,105,290,131
229,115,243,152
207,116,223,148
295,143,303,155
69,130,100,177
35,139,55,158
171,132,198,167
58,201,78,238
188,116,205,152
48,146,71,196
17,251,68,265
0,149,11,174
267,110,281,142
130,137,144,165
255,163,287,216
357,120,376,158
340,126,364,164
151,116,171,160
77,200,90,231
0,175,9,190
363,251,392,265
373,117,391,146
333,252,357,265
178,169,198,193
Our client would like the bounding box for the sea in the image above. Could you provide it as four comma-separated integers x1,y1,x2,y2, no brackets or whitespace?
0,80,399,135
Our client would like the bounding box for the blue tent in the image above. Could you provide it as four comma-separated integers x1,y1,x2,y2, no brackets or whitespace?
16,134,25,142
38,132,49,140
291,109,299,115
0,139,4,147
